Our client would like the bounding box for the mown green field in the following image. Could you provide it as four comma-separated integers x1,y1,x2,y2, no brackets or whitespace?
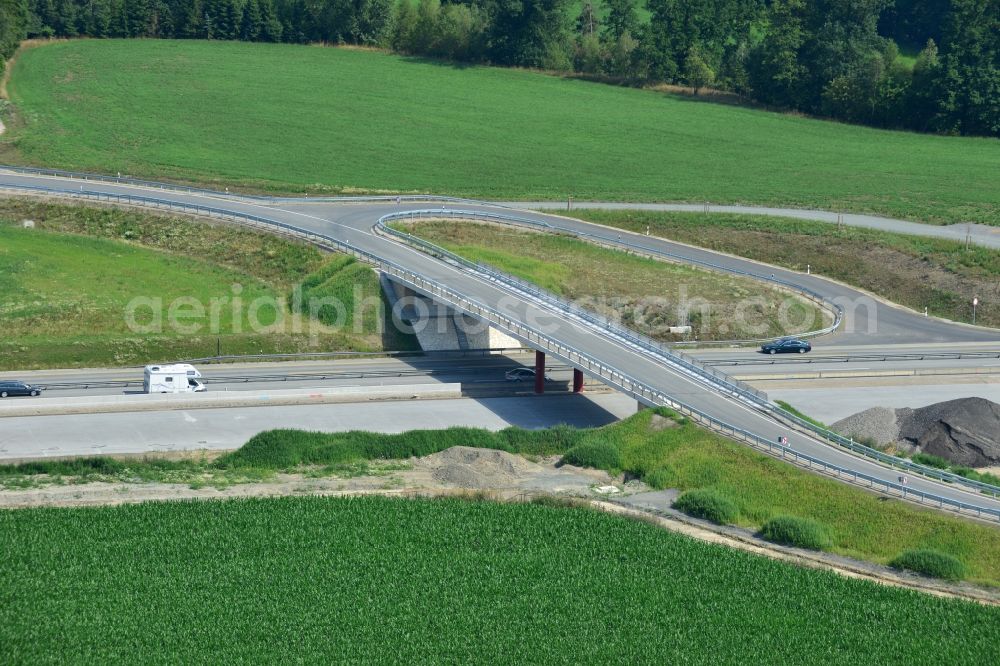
574,210,1000,328
394,219,824,340
0,200,415,368
5,40,1000,224
1,495,997,663
5,409,999,586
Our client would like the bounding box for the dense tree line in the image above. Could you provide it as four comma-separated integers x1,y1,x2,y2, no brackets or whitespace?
15,0,394,45
0,0,997,137
1,0,29,67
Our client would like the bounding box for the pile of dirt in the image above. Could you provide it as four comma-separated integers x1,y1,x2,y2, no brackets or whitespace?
418,447,544,490
898,398,1000,468
834,398,1000,467
831,406,901,447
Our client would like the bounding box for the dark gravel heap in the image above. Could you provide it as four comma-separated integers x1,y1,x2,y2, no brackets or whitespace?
834,397,1000,467
897,397,1000,468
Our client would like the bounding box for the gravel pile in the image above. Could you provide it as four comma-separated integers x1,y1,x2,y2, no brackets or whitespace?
834,398,1000,467
831,406,905,448
420,446,543,489
898,397,1000,467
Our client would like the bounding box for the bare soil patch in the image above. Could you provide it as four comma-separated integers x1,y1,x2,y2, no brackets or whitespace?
649,413,680,431
0,449,614,509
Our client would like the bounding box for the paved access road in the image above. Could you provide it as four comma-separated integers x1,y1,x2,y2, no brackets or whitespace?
2,170,999,516
5,169,1000,348
503,201,1000,250
272,197,1000,347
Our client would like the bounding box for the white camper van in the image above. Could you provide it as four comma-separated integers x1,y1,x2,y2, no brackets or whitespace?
143,364,206,394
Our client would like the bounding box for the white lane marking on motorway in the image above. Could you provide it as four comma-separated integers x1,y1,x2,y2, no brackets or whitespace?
182,412,197,423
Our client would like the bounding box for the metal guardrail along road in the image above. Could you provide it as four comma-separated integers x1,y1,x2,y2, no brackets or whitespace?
1,177,998,520
373,209,1000,500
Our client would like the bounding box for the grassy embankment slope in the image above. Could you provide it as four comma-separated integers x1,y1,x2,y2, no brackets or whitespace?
4,409,999,586
3,39,1000,224
0,200,415,369
1,495,998,662
393,219,824,340
574,210,1000,328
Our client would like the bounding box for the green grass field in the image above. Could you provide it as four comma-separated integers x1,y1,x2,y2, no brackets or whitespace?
5,409,999,586
0,200,415,368
395,219,824,340
573,210,1000,328
5,40,1000,224
1,495,997,663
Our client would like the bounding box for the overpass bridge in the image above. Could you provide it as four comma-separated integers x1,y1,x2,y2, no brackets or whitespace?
2,166,1000,521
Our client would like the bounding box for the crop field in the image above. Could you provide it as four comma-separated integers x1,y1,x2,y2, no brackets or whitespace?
1,495,997,663
5,409,999,586
4,40,1000,224
0,200,414,368
395,220,824,340
207,412,1000,587
574,210,1000,328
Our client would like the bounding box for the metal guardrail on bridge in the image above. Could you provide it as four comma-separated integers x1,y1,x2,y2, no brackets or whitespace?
374,207,845,343
2,163,841,345
375,211,769,403
2,180,999,512
372,209,1000,500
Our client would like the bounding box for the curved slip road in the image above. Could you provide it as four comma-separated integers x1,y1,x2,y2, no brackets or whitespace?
2,169,1000,518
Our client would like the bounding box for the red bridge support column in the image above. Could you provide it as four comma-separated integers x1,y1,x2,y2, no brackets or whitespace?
534,350,546,394
572,368,584,394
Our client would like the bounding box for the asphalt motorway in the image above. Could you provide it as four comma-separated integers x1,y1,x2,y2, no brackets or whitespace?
4,352,1000,432
0,393,637,460
4,347,1000,398
3,355,575,398
2,171,1000,516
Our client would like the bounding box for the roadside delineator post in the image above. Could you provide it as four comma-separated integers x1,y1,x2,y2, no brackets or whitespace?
534,351,546,394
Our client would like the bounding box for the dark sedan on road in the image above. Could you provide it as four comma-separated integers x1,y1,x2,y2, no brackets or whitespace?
760,338,812,355
0,381,43,398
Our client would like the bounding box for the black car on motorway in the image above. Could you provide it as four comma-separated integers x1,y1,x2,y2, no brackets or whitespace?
760,337,812,355
0,381,43,398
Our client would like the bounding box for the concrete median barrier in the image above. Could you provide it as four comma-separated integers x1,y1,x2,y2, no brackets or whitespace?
0,384,463,418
